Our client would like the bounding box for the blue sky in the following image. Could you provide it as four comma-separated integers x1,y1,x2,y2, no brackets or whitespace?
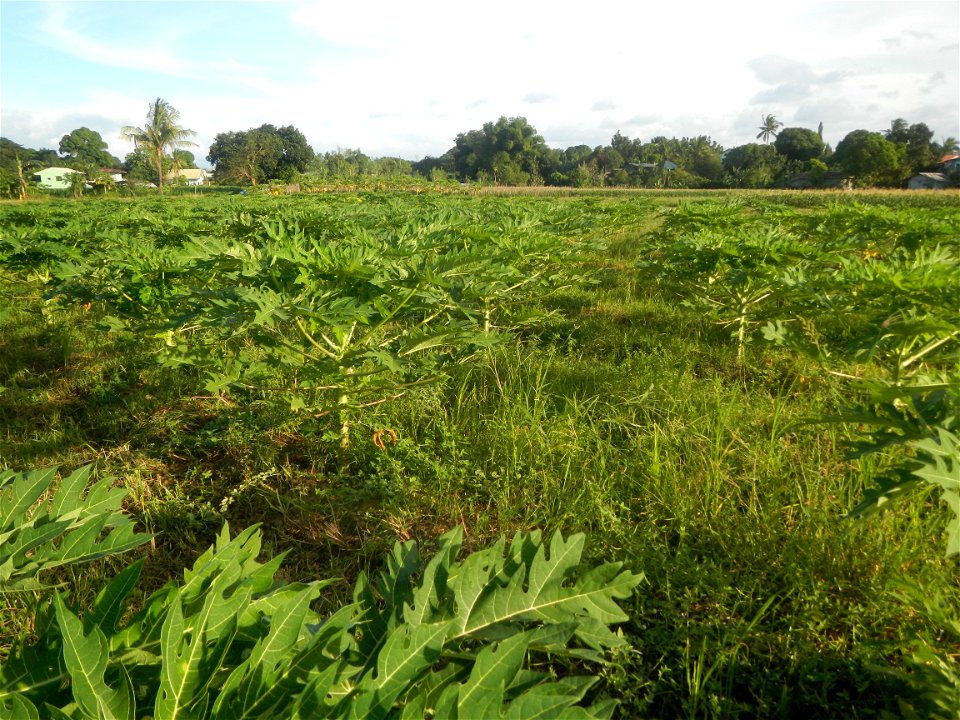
2,0,958,168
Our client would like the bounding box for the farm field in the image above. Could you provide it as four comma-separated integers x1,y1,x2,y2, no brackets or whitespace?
0,189,958,718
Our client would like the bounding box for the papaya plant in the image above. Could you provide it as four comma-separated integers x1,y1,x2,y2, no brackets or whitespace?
764,242,960,554
1,483,643,718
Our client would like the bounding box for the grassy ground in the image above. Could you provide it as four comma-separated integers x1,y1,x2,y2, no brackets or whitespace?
1,189,957,717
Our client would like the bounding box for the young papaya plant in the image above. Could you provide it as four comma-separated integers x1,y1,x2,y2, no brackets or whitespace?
2,515,643,718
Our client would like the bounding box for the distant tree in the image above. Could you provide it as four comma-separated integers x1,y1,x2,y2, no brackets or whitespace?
59,127,118,169
411,153,455,179
721,143,785,187
308,148,373,178
123,148,159,184
273,125,314,180
937,137,959,156
370,156,412,176
884,120,936,173
885,118,910,144
563,145,593,168
208,129,279,185
121,98,197,193
590,146,624,183
208,124,313,184
774,127,824,162
833,129,906,187
610,131,643,164
172,150,197,169
0,138,28,190
678,135,724,183
756,114,783,144
449,117,549,184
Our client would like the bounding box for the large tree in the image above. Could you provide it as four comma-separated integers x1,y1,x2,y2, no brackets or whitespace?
207,124,313,185
774,127,824,162
59,127,119,169
449,117,549,184
833,130,906,187
885,120,936,173
721,143,785,188
121,98,197,193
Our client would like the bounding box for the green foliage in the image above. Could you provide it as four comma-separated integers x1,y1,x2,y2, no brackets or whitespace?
121,98,197,194
58,127,119,171
26,195,606,446
2,190,959,718
883,583,960,720
2,519,641,718
720,143,785,188
833,130,907,187
0,465,150,593
773,127,824,162
208,124,314,185
639,202,821,359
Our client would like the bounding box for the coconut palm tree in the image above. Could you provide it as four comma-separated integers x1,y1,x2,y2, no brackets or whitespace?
938,137,959,156
121,98,196,193
756,114,782,144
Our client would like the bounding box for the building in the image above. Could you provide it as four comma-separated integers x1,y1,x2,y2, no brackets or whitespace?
97,168,127,183
166,168,211,186
940,154,960,173
907,172,949,190
32,166,83,189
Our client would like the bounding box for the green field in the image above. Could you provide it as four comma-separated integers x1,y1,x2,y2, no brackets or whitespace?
1,189,958,718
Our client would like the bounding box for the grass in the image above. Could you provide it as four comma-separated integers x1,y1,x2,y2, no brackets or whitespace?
1,190,957,717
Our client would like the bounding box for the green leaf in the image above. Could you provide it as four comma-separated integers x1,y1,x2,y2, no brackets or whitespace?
0,694,39,720
346,619,454,720
456,631,532,717
212,581,323,719
54,595,134,720
458,531,643,648
88,559,144,635
911,428,960,556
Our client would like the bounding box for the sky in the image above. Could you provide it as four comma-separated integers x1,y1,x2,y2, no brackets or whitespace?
1,0,958,168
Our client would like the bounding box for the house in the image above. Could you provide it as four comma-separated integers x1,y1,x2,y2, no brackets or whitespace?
32,166,83,189
629,161,678,171
939,154,960,173
97,168,126,183
907,172,949,190
166,168,211,186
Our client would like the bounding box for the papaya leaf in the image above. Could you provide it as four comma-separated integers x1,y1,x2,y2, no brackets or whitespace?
54,594,134,720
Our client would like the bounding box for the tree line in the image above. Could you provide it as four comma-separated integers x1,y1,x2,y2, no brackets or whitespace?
2,97,958,195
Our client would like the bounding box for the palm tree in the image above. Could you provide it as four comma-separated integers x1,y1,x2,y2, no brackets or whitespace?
756,114,782,144
938,137,959,156
121,98,196,193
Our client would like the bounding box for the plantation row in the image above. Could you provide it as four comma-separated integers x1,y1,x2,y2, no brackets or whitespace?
0,190,958,717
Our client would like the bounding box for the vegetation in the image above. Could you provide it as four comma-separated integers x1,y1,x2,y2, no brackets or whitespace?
3,97,957,196
207,124,314,185
120,98,198,194
0,189,957,718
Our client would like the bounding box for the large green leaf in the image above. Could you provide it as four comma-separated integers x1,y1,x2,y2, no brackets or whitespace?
54,595,133,720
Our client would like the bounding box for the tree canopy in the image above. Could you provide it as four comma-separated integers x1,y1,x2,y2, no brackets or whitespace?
207,124,313,185
721,143,785,188
774,127,824,162
833,130,906,187
59,127,120,169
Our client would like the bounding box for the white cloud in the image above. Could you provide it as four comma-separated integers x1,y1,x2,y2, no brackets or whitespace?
3,0,957,162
